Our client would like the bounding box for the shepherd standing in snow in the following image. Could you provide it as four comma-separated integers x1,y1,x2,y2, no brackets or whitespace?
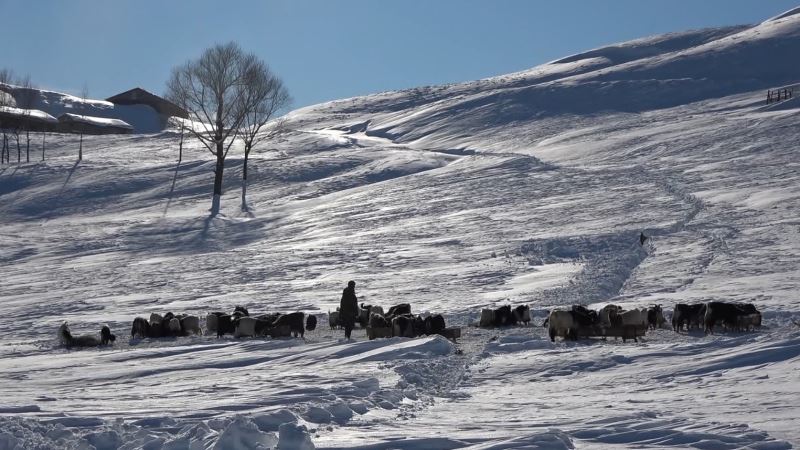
340,280,359,340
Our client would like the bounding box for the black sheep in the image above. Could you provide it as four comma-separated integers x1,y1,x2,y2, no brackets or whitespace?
369,313,391,329
101,326,117,345
358,303,373,328
216,314,235,338
413,315,426,337
425,314,446,335
570,305,598,327
493,305,515,327
391,314,415,338
386,303,411,320
513,305,531,325
647,304,663,330
131,317,151,339
274,312,306,338
254,313,282,326
306,315,317,331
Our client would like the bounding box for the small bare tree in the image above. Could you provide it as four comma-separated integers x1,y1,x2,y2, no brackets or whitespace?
166,42,265,216
16,75,36,163
175,95,187,163
0,68,14,164
78,84,89,161
13,118,21,163
0,68,13,88
237,61,290,211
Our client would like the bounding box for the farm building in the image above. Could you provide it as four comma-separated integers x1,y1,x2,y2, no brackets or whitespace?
106,88,188,119
57,113,133,135
0,106,58,132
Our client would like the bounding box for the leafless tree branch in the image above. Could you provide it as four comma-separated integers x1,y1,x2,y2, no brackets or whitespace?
165,42,287,215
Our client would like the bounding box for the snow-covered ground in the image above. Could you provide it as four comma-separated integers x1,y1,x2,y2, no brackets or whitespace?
2,8,800,450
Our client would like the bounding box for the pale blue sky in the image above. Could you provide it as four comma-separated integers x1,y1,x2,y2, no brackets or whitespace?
0,0,797,108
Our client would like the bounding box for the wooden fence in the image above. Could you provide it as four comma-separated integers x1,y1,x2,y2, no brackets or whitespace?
766,87,794,105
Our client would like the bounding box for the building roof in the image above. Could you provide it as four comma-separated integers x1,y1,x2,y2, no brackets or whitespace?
0,106,58,123
58,113,133,129
106,87,188,118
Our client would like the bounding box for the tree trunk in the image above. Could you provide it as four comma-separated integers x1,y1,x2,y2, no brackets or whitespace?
241,146,250,211
210,140,225,216
26,130,30,163
178,128,184,163
16,135,21,162
1,133,6,164
79,133,83,161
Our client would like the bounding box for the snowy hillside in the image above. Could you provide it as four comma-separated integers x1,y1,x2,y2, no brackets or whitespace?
1,7,800,450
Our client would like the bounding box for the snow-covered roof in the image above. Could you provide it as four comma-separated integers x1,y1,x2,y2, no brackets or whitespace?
107,87,189,118
58,113,133,129
0,105,58,123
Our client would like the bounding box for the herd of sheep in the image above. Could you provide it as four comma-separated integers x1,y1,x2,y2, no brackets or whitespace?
55,300,763,349
542,301,762,342
329,302,449,338
57,306,316,349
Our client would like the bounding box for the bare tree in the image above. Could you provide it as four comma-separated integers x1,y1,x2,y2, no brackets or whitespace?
166,42,263,216
0,68,14,164
13,119,21,163
176,121,185,164
16,75,36,163
0,68,13,87
1,73,23,164
164,86,190,164
78,84,89,161
237,61,290,211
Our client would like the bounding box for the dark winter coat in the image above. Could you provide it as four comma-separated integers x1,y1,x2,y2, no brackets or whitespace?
340,287,359,324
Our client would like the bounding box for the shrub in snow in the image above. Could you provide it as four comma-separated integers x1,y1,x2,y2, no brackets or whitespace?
303,406,332,424
348,402,369,415
326,401,354,424
277,423,315,450
253,409,297,432
85,430,122,450
212,416,277,450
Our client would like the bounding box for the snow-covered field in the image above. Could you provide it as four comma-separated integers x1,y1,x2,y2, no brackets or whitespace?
2,8,800,450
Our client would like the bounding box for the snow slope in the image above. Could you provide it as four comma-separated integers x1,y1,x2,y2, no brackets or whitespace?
2,7,800,450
